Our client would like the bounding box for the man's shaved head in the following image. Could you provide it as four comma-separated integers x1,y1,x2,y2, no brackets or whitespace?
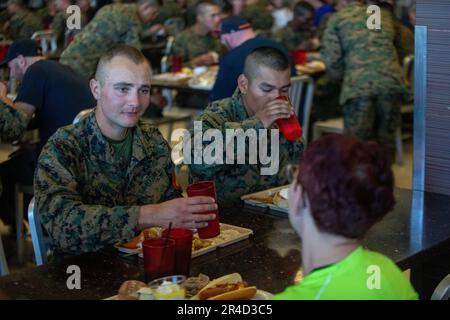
243,46,290,81
95,45,151,85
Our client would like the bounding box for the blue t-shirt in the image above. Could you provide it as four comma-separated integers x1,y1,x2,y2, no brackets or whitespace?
15,60,96,151
314,4,335,27
209,36,296,102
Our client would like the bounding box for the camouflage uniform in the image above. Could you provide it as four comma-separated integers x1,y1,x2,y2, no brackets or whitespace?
271,24,314,52
0,100,29,195
320,1,408,155
34,111,181,255
59,4,143,79
171,26,223,67
242,4,274,37
188,89,304,206
5,8,42,40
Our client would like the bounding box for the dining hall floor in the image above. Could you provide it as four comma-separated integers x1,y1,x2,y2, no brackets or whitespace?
0,120,414,276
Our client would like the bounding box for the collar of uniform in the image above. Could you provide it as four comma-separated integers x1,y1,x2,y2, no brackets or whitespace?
229,88,252,121
85,110,150,167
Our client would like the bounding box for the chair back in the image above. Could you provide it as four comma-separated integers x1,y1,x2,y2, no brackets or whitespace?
431,274,450,300
403,54,414,86
0,234,9,276
289,75,314,145
73,108,93,124
27,197,48,266
160,36,175,73
31,30,57,55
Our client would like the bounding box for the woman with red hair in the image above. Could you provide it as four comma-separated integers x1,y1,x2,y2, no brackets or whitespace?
275,134,418,299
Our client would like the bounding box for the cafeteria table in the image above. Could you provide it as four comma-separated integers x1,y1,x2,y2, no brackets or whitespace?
0,188,449,299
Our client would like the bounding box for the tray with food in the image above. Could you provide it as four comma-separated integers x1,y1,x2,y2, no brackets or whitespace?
296,60,326,75
115,223,253,258
106,273,272,300
188,66,217,90
152,70,193,83
241,185,289,214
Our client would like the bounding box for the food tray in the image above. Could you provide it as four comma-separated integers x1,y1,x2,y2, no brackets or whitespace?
115,223,253,259
241,185,289,214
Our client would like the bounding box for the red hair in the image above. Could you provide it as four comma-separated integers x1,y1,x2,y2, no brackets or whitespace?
297,134,395,239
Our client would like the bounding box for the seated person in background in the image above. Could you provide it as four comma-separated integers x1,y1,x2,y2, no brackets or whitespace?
59,0,160,79
275,134,418,300
271,1,317,52
2,0,42,40
210,15,294,101
171,1,223,108
241,0,274,37
171,0,223,68
0,39,96,235
35,45,216,255
303,0,335,27
36,0,58,30
189,46,303,206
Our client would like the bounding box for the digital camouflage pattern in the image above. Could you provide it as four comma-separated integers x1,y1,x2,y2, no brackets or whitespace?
320,1,408,105
35,111,181,255
171,26,223,67
4,8,42,40
188,89,304,206
343,93,401,157
271,24,314,52
0,100,29,195
59,4,143,79
0,100,28,143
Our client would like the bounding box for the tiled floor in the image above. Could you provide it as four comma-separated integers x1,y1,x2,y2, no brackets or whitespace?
0,123,414,275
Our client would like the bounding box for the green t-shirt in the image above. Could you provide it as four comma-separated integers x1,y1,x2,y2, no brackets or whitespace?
274,246,418,300
104,130,133,168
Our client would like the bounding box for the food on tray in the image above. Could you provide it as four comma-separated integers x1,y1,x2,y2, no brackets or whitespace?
121,233,144,249
245,187,289,209
215,229,241,242
192,237,213,252
195,273,257,300
150,279,186,300
184,273,210,298
248,194,274,203
117,280,147,300
189,67,218,88
121,227,161,249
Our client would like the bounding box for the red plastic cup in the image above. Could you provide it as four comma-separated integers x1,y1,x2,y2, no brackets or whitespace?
162,228,193,277
142,238,176,282
171,54,183,73
275,96,302,141
186,181,220,239
292,49,307,65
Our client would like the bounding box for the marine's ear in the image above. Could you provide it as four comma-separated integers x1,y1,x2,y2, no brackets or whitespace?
237,73,248,95
90,78,100,100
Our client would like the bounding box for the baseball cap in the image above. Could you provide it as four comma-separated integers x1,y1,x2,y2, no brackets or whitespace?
220,15,252,35
0,39,41,66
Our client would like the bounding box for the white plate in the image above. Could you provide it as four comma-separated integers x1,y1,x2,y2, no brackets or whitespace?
253,289,273,300
105,289,272,300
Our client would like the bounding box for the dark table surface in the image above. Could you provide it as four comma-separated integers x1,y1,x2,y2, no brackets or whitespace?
0,188,449,300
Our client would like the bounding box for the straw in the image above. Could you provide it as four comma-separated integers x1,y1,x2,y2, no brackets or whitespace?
158,222,172,277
